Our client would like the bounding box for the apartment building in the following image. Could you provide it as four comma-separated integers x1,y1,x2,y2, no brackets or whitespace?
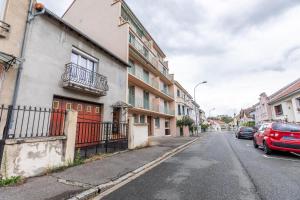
63,0,176,136
174,81,195,136
0,0,31,104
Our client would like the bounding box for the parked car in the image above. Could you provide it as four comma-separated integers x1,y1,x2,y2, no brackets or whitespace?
235,126,256,139
253,122,300,155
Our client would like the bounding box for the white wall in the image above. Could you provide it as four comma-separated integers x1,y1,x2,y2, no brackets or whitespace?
1,137,66,178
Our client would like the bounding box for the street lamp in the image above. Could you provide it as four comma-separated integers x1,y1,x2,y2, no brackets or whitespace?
193,81,207,135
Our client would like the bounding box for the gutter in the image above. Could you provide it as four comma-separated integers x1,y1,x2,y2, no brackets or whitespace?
11,0,34,107
268,89,300,105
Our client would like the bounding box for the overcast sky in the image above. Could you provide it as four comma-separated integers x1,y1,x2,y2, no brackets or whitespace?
39,0,300,116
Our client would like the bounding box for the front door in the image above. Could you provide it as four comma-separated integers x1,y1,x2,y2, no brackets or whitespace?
147,116,153,136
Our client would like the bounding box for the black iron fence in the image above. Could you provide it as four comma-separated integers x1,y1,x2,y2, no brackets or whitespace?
76,121,128,157
0,105,66,139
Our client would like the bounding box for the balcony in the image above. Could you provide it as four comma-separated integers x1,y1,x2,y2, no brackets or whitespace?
0,20,10,38
128,29,173,83
128,96,175,117
62,63,109,96
128,73,174,101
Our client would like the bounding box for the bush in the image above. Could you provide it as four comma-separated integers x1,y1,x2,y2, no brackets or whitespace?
0,176,21,187
201,123,209,132
242,121,255,127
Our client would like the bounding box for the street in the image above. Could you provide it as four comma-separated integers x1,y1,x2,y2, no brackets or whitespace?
100,132,300,200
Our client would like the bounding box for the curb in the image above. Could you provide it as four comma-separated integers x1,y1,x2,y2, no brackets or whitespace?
68,137,199,200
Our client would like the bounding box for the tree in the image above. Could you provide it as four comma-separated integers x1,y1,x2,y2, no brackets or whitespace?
176,116,195,130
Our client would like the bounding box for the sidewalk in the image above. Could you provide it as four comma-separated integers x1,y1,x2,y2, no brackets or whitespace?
0,136,197,200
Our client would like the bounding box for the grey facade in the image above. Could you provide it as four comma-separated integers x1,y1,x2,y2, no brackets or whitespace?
15,11,128,121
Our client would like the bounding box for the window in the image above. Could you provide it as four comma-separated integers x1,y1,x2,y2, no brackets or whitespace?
163,67,167,76
182,106,185,115
178,105,181,115
274,105,283,116
77,104,82,111
86,106,92,112
140,115,145,123
133,114,139,123
296,97,300,109
66,103,72,111
129,32,135,44
143,70,149,83
187,109,190,116
95,107,100,113
0,0,7,20
128,86,135,106
155,117,160,128
71,48,98,85
143,91,149,109
164,101,168,114
163,83,168,94
128,59,135,75
143,47,149,58
177,89,180,97
52,101,59,110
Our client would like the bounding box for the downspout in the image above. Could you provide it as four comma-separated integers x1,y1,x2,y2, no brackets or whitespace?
10,0,34,107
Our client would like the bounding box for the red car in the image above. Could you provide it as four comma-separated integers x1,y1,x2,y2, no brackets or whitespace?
253,122,300,154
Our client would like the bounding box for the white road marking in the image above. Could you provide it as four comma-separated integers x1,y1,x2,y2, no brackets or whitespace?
263,155,300,162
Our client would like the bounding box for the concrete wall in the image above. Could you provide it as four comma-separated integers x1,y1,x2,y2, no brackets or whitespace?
0,0,31,105
1,136,66,178
14,15,127,122
271,93,300,123
63,0,129,62
128,117,148,149
0,110,77,178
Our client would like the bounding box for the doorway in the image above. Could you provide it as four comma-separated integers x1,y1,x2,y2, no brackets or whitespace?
147,116,153,136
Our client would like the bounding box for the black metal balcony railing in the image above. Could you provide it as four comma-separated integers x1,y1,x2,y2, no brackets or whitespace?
62,63,109,96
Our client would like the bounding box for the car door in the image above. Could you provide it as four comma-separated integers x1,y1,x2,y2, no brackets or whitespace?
257,124,266,145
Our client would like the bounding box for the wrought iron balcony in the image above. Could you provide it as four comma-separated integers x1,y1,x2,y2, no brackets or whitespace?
0,20,10,38
62,63,109,96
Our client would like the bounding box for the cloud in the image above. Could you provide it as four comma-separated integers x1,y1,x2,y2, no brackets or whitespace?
219,0,300,33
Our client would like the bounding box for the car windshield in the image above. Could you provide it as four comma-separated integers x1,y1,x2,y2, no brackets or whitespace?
241,127,253,131
272,123,300,132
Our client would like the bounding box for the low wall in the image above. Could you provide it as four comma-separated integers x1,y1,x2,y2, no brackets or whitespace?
128,117,149,149
1,136,66,178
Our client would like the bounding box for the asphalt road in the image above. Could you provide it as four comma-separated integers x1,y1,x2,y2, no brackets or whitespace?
100,132,300,200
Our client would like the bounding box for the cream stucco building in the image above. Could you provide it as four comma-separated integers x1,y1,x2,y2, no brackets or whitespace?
0,0,31,105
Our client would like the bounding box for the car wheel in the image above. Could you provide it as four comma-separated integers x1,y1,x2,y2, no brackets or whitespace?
237,135,241,139
253,139,258,148
263,141,272,155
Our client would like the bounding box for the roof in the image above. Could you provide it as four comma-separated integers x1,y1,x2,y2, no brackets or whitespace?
269,78,300,104
41,9,130,68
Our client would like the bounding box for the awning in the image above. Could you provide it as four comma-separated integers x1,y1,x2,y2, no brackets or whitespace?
0,51,22,71
112,101,133,109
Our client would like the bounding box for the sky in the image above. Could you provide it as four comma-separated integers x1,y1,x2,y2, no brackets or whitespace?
39,0,300,116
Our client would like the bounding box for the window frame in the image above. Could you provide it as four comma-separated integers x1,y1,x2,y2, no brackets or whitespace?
274,104,283,116
155,117,160,128
0,0,7,20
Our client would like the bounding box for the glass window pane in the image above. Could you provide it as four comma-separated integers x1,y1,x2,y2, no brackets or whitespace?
71,52,79,65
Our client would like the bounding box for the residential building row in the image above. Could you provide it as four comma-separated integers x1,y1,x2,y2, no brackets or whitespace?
0,0,204,139
237,78,300,126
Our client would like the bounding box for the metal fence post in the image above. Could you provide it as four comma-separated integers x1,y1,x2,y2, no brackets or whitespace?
3,105,13,139
105,123,109,153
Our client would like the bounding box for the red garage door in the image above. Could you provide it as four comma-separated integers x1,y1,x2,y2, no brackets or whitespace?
52,97,103,147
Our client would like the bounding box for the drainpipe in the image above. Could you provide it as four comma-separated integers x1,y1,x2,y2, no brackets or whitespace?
10,0,34,108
